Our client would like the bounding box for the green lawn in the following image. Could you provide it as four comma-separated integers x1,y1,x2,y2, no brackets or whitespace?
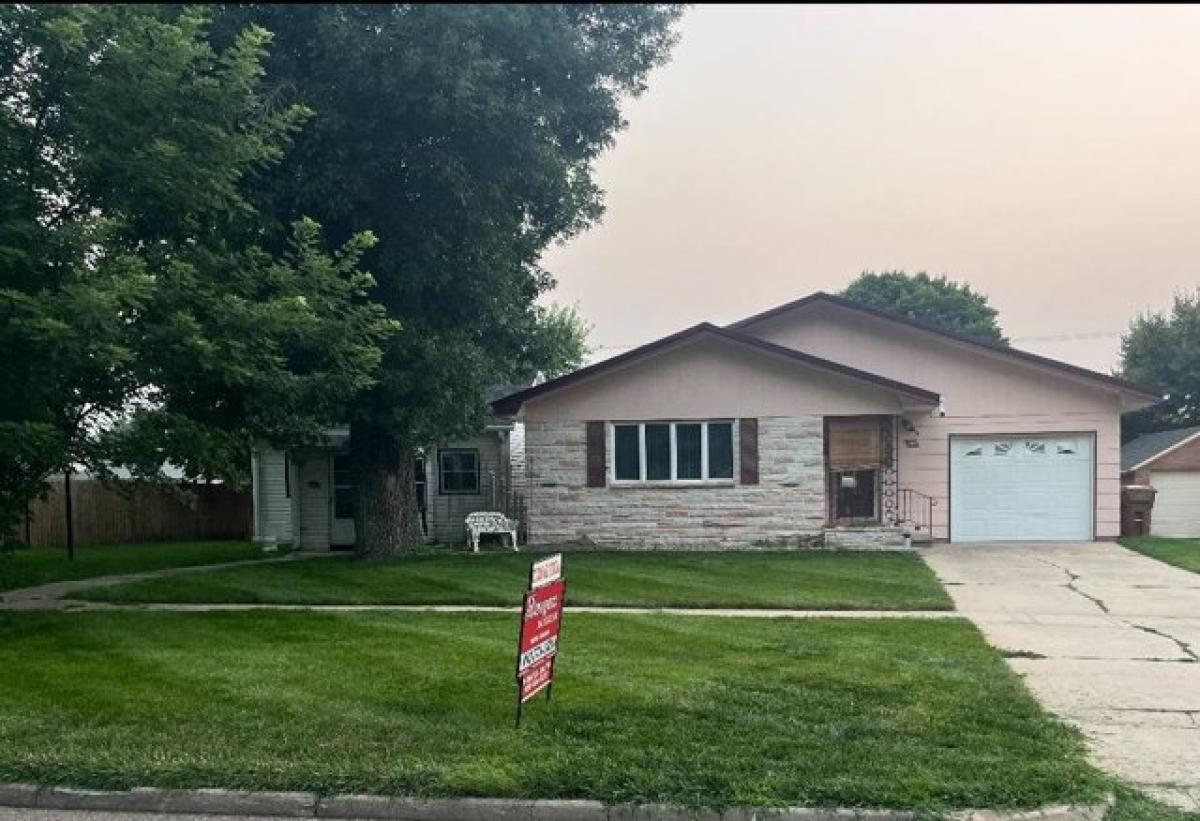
72,550,954,610
0,541,268,593
1120,537,1200,575
0,611,1104,811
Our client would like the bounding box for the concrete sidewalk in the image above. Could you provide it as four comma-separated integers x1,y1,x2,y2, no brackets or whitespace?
0,783,1111,820
924,541,1200,811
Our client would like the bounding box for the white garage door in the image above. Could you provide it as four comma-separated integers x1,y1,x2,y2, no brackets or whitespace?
951,435,1094,542
1148,470,1200,537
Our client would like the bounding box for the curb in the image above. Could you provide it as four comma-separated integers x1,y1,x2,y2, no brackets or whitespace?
0,783,1113,820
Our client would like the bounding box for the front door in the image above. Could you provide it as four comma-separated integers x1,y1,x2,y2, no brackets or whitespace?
331,453,356,548
832,469,878,522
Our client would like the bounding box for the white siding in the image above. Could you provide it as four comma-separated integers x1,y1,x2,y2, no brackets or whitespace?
253,445,294,545
1149,470,1200,537
426,434,505,543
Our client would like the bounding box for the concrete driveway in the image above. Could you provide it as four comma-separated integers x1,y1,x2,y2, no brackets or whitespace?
924,541,1200,810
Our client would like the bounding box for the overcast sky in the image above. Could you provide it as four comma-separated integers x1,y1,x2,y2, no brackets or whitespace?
540,4,1200,372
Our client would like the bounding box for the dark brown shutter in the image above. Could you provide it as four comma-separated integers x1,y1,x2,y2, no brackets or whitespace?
585,421,606,487
739,418,759,485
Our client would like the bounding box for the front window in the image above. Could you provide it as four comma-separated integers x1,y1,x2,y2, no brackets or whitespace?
611,421,734,483
439,449,480,494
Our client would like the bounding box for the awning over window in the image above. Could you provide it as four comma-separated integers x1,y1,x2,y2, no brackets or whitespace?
827,416,891,470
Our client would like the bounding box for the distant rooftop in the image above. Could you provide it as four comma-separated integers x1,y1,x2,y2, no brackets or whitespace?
1121,425,1200,471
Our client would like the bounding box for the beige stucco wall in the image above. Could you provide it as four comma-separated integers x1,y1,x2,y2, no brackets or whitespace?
523,336,917,422
743,303,1123,539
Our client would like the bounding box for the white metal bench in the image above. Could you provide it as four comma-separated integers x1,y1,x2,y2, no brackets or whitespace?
465,511,519,553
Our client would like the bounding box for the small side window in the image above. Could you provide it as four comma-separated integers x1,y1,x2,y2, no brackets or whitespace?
1026,441,1046,455
1056,442,1076,455
993,442,1011,456
614,425,640,481
964,446,983,457
439,449,480,494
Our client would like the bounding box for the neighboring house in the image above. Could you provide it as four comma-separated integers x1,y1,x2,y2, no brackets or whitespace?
492,292,1159,548
1121,425,1200,537
251,423,522,550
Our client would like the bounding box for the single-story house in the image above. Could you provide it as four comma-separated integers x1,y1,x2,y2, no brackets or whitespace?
491,292,1159,548
1121,425,1200,537
251,423,524,550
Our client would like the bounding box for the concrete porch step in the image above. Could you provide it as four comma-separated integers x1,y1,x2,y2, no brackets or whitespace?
823,525,910,550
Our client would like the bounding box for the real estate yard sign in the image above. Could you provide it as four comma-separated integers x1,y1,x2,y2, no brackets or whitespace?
515,553,564,726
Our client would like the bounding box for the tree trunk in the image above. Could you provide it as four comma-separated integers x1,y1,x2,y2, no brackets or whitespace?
350,422,424,559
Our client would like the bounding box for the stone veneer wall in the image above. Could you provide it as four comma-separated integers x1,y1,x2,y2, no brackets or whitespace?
823,526,910,550
524,416,825,548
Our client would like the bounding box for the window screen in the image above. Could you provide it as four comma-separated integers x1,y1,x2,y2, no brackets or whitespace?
614,425,640,481
439,449,479,494
333,454,355,518
707,422,733,479
645,423,671,480
676,423,702,479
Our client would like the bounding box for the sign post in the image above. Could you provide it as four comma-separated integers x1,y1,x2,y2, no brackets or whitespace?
515,553,564,727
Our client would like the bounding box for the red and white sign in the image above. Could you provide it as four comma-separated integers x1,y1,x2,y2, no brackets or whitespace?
530,553,562,590
519,578,564,671
516,554,565,707
519,657,555,702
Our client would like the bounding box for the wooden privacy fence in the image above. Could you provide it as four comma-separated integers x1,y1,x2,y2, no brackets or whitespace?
20,478,251,547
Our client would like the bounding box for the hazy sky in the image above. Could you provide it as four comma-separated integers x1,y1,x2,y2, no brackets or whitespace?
540,4,1200,372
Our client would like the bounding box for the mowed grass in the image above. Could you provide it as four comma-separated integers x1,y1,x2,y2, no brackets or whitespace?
0,541,266,593
1120,537,1200,575
0,611,1104,811
72,550,953,610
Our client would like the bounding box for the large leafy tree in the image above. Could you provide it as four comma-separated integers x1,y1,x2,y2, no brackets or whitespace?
1120,292,1197,441
213,5,684,556
841,271,1007,344
0,5,393,540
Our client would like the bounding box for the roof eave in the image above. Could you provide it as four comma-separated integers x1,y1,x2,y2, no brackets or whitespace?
1125,430,1200,473
730,291,1162,404
489,322,941,416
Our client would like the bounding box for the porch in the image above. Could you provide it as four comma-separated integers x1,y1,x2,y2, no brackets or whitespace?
254,427,517,552
823,415,936,547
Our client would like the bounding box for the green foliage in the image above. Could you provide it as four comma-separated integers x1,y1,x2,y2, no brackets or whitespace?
526,304,593,379
0,5,393,534
213,4,682,443
1120,291,1199,439
841,271,1007,343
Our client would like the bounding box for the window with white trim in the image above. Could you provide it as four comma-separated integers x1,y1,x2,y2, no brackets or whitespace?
439,448,480,494
611,421,734,483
